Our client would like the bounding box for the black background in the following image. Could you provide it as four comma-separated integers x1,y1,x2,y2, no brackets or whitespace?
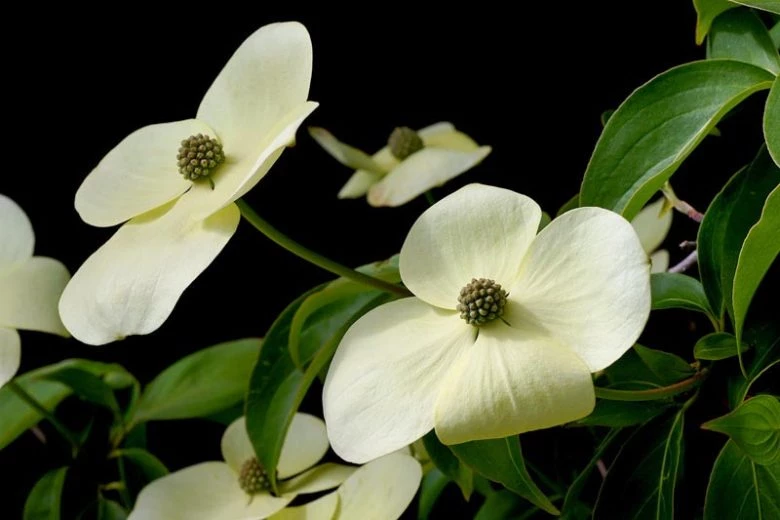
2,2,774,518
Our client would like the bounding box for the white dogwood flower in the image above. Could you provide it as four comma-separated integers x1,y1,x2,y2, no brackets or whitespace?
0,194,70,387
631,197,673,273
129,414,421,520
309,123,491,207
324,184,651,463
59,22,317,345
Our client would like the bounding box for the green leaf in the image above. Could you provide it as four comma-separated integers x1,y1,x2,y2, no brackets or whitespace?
767,77,780,166
562,428,623,516
578,400,672,427
538,211,552,231
734,186,780,345
246,277,392,491
0,360,133,450
703,395,780,465
113,448,169,481
449,437,559,515
130,338,260,425
603,347,669,390
417,468,450,520
704,440,780,519
694,0,738,44
729,0,780,15
698,146,780,318
651,273,713,315
24,467,67,520
556,194,579,217
593,411,685,519
707,9,780,74
474,490,526,520
97,498,127,520
43,367,121,417
729,320,780,408
580,60,773,220
423,431,474,500
695,332,749,360
634,344,696,385
770,21,780,48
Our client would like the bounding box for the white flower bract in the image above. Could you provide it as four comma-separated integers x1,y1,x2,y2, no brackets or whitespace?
309,122,491,207
631,196,674,273
59,22,318,345
0,194,70,388
323,184,652,463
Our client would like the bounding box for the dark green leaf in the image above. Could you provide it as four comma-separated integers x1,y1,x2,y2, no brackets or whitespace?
633,344,695,385
694,0,738,43
733,186,780,342
562,429,623,516
44,368,120,416
651,273,713,315
766,76,780,166
97,498,127,520
729,320,780,408
703,395,780,465
580,61,773,219
695,332,749,360
24,467,67,520
707,9,780,73
538,211,552,231
423,431,474,500
600,108,616,126
698,146,780,318
417,468,449,520
704,440,780,519
474,490,526,520
770,21,780,48
729,0,780,15
130,338,260,425
556,194,579,217
593,411,685,519
0,360,133,450
246,278,391,491
450,437,559,515
578,400,672,427
114,448,169,481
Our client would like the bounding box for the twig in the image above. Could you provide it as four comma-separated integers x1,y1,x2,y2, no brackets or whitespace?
668,250,698,274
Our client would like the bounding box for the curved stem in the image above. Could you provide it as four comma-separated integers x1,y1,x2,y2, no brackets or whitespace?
594,368,708,402
236,199,411,297
7,380,80,456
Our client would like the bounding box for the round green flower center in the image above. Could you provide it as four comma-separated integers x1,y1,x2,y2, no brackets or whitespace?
177,134,225,181
457,278,508,326
388,127,424,160
238,457,271,495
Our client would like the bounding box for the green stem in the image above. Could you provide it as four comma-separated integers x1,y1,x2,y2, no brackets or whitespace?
116,455,132,508
594,369,708,402
236,199,411,297
7,380,80,456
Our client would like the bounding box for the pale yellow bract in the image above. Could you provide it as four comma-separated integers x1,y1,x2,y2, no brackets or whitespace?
631,196,674,273
323,184,652,463
0,194,70,388
128,414,422,520
59,22,318,346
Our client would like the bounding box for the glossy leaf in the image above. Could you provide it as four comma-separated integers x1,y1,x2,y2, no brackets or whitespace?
114,448,169,481
767,76,780,166
733,185,780,342
562,429,623,516
580,60,773,219
578,400,672,427
449,437,559,515
694,332,748,360
703,395,780,465
130,338,261,425
707,9,780,73
729,0,780,15
651,273,713,315
474,490,525,520
729,320,780,408
44,367,121,416
423,431,474,500
704,440,780,519
770,21,780,48
417,468,449,520
634,344,696,385
698,146,780,318
694,0,738,43
603,348,673,390
24,467,67,520
593,411,685,519
0,360,133,450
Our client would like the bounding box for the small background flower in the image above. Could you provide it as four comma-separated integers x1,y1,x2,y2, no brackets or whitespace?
631,196,674,273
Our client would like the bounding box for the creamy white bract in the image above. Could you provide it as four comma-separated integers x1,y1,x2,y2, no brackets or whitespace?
631,197,674,273
323,184,651,463
0,195,70,387
59,22,318,345
309,123,491,207
128,414,422,520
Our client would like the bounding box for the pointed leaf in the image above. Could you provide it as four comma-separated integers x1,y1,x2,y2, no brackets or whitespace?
703,395,780,465
766,76,780,166
449,436,559,515
114,448,169,481
694,0,738,44
704,440,780,519
43,367,121,416
634,344,696,385
423,431,474,500
417,468,449,520
729,1,780,15
651,273,713,315
24,467,67,520
707,9,780,73
695,332,749,360
580,60,773,219
729,320,780,408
